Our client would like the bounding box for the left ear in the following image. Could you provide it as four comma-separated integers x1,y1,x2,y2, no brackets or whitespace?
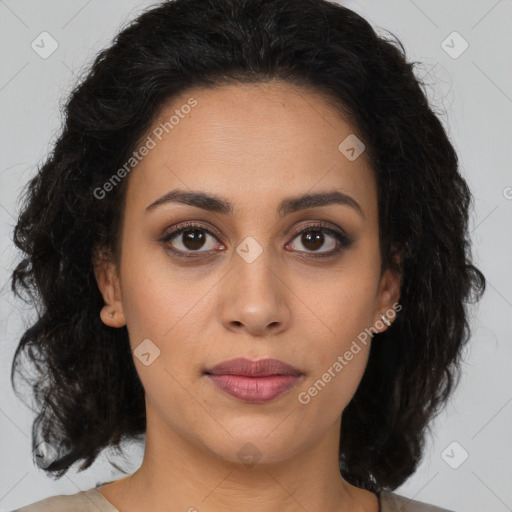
373,259,403,332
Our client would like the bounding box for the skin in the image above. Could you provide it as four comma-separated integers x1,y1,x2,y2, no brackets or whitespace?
94,81,402,512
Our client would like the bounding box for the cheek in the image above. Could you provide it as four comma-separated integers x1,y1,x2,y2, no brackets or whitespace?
300,263,380,349
295,262,379,412
119,270,169,343
298,335,371,420
118,246,220,381
118,235,195,339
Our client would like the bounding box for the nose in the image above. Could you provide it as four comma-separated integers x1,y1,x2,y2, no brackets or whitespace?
219,248,292,337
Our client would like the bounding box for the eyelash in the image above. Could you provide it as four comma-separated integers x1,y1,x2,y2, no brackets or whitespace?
159,221,353,260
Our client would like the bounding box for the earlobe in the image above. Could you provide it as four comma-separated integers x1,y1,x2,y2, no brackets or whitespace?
380,314,392,327
92,248,126,328
99,305,126,328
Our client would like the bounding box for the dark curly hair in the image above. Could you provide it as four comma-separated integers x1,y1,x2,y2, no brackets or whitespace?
10,0,486,494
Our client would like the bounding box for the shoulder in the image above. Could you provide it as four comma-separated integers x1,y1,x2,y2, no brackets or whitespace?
12,488,118,512
380,490,455,512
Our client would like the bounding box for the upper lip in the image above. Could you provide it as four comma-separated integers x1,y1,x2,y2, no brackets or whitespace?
204,357,303,377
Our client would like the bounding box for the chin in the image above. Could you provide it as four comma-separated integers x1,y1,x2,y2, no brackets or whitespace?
198,426,309,468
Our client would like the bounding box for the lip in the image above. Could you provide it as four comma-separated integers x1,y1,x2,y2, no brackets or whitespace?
204,357,303,377
204,358,304,404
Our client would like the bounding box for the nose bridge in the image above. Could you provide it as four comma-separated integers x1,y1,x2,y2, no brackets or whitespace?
219,231,291,334
232,233,280,299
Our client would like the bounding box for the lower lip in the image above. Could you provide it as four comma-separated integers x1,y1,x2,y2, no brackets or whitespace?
206,374,302,403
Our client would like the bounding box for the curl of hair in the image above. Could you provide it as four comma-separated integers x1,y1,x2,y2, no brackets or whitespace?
10,0,486,493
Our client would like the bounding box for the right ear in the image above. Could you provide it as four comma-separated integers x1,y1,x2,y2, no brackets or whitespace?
92,247,126,328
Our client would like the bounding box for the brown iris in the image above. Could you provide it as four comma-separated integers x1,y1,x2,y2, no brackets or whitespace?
301,230,324,251
182,229,206,250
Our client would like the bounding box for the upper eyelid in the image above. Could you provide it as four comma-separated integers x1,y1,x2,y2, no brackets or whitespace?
162,221,222,240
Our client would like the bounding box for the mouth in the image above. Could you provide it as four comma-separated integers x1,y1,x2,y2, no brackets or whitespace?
203,357,304,403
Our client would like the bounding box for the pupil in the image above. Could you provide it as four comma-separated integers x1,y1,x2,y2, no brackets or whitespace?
183,229,205,250
302,231,323,251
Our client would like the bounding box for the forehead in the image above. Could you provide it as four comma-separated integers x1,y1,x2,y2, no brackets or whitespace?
125,82,376,218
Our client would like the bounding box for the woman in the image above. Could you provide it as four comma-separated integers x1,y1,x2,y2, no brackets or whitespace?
10,0,486,510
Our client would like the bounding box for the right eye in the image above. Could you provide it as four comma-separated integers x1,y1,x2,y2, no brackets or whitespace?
159,222,226,259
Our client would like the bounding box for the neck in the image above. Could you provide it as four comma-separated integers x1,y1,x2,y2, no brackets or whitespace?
98,405,378,512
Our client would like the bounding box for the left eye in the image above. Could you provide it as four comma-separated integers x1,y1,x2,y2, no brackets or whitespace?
286,227,344,254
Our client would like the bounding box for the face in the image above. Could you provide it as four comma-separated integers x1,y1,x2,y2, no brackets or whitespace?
95,81,401,466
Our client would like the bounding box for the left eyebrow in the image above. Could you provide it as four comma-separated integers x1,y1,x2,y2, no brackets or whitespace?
145,188,365,219
278,190,364,219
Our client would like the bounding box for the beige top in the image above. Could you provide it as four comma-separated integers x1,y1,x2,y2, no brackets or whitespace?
12,487,455,511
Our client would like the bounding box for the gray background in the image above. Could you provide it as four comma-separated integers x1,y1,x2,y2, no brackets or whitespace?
1,1,511,511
